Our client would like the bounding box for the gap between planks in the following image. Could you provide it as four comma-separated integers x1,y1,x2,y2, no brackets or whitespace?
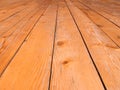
0,0,50,77
64,0,106,89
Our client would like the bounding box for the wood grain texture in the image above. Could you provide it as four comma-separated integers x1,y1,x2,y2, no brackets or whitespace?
0,1,33,22
50,1,104,90
0,0,50,75
0,0,120,89
0,1,57,89
66,0,120,89
71,0,120,47
78,0,120,27
0,1,40,35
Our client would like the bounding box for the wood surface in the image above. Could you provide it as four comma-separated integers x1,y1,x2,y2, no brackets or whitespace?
0,0,120,89
50,1,103,90
66,0,120,89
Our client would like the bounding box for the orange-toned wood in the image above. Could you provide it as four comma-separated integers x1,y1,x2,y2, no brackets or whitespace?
50,1,104,90
71,0,120,47
0,0,31,9
0,0,50,75
0,0,33,22
66,0,120,89
78,0,120,27
0,1,56,89
0,0,120,89
0,1,41,35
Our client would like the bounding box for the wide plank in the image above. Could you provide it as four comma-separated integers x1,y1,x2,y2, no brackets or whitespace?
0,1,57,89
71,0,120,47
66,0,120,89
0,0,50,75
78,0,120,27
50,0,104,90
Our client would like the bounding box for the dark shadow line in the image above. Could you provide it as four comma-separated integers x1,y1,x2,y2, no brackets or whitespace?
48,2,58,90
0,4,49,78
64,0,107,89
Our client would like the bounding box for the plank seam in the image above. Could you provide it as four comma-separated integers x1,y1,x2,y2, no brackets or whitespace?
78,0,120,28
0,6,27,22
64,0,107,89
0,0,36,22
72,1,120,48
48,3,58,90
0,5,49,77
0,7,40,37
0,0,47,36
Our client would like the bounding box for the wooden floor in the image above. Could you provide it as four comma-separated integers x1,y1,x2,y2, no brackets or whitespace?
0,0,120,89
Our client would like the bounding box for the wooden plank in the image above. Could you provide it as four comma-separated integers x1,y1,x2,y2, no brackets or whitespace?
78,0,120,27
0,1,42,35
50,1,104,90
71,0,120,47
0,8,39,37
0,0,31,10
0,0,50,75
0,1,56,89
66,0,120,89
0,0,37,22
78,0,120,16
0,0,49,37
0,7,40,42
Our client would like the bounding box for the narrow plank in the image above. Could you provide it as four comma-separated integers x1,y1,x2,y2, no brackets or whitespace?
0,0,49,37
0,7,39,74
78,0,120,27
0,0,50,75
78,0,120,15
0,1,41,35
0,0,31,10
71,0,120,47
0,0,47,36
50,1,104,90
0,6,40,41
0,1,57,89
66,0,120,89
0,0,34,22
0,8,39,37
